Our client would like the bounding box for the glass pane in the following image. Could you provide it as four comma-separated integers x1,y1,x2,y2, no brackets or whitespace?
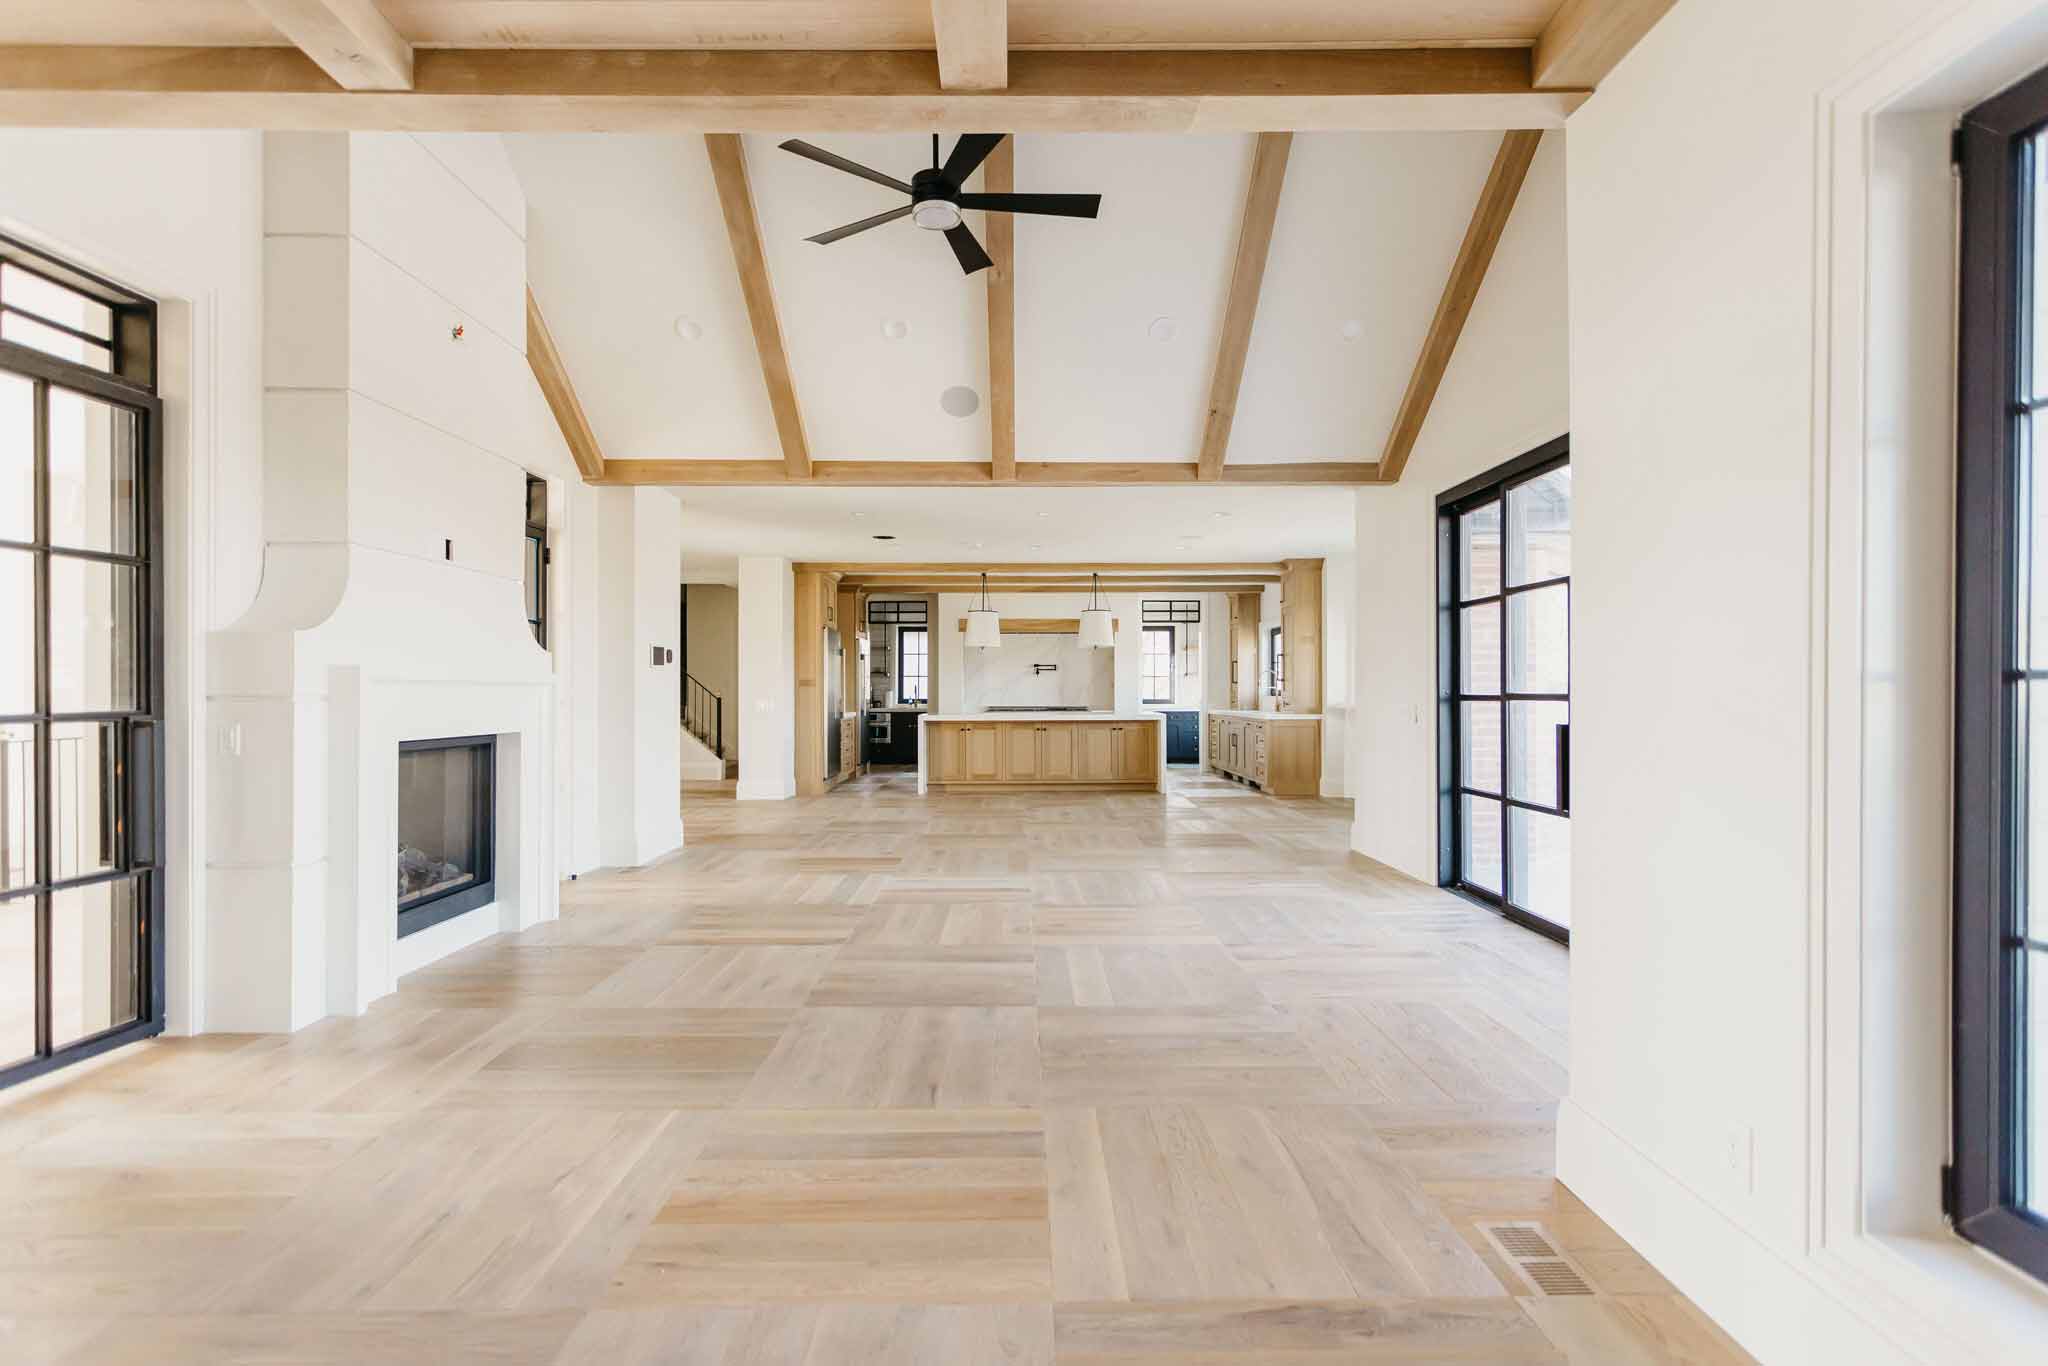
1,264,113,339
2036,136,2048,401
2031,681,2048,938
50,876,141,1047
0,548,30,715
1460,701,1501,794
1507,585,1570,695
50,721,118,884
1509,806,1572,929
1460,501,1501,600
0,722,30,893
1459,605,1500,695
2031,412,2048,667
0,370,29,543
398,745,487,909
2028,948,2045,1217
1507,466,1572,585
524,475,547,528
0,892,30,1067
1461,794,1502,894
1509,701,1571,807
49,556,137,714
46,388,138,555
1,312,111,372
523,535,542,622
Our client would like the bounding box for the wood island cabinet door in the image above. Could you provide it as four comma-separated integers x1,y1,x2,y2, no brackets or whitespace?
1120,723,1156,782
1077,725,1119,781
1040,722,1077,779
964,725,1002,781
930,724,964,783
1003,723,1041,780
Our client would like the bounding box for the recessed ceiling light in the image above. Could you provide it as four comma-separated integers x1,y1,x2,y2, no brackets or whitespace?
1030,543,1043,550
673,316,702,341
852,512,866,519
1212,512,1230,520
1338,319,1364,343
1036,511,1050,519
1148,316,1178,343
940,385,981,418
881,319,909,341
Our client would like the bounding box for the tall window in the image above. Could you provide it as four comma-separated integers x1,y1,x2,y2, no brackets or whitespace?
0,233,165,1088
1142,626,1175,704
1438,438,1571,941
1953,70,2048,1284
897,626,928,705
522,474,547,649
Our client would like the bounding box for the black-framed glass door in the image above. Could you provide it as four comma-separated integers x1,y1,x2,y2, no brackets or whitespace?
1438,437,1571,940
0,236,165,1088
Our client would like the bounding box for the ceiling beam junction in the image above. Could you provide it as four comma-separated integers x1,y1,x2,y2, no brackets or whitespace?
1198,131,1292,482
525,287,606,483
245,0,411,91
931,0,1008,92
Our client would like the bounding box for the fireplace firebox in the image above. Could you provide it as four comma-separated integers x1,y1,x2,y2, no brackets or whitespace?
396,735,496,937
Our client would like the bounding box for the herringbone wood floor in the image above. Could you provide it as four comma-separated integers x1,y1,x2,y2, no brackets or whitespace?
0,770,1751,1364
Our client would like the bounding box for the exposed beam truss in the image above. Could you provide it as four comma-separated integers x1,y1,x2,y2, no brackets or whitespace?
597,460,1376,486
1534,0,1678,90
525,287,606,482
0,47,1583,131
985,135,1017,482
705,133,812,480
245,0,411,91
1375,130,1542,485
931,0,1008,92
1198,131,1292,481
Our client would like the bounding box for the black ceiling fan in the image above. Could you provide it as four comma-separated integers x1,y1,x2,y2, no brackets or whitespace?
777,133,1102,276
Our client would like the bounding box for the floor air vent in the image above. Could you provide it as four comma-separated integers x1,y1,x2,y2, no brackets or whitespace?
1480,1222,1596,1296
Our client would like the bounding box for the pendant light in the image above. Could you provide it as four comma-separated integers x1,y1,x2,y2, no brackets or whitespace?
965,571,1002,650
1078,572,1114,649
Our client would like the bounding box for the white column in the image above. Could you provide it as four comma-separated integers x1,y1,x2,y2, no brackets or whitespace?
631,489,683,858
736,555,795,800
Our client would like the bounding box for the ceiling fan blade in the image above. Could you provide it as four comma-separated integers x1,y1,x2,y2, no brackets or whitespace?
805,204,913,244
941,133,1007,187
778,139,914,194
956,192,1104,219
943,224,994,275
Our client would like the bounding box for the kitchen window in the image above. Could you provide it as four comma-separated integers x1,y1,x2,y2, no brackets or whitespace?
1142,626,1175,704
522,474,547,650
1952,66,2048,1285
1268,626,1283,698
897,626,928,705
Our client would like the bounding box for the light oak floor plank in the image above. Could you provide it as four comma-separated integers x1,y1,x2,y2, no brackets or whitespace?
0,770,1749,1365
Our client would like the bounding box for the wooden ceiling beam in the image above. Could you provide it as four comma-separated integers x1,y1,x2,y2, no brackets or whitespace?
0,47,1582,131
1198,131,1292,481
931,0,1008,92
704,133,812,480
1533,0,1676,90
1374,130,1541,485
245,0,411,91
595,459,1379,486
524,287,606,482
985,136,1017,482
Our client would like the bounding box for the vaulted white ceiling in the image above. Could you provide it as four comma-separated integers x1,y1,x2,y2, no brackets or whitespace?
506,129,1563,470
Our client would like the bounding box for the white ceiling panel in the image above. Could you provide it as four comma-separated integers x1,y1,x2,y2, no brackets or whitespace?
676,483,1355,580
747,132,992,460
506,134,781,461
1233,130,1506,464
1015,133,1255,461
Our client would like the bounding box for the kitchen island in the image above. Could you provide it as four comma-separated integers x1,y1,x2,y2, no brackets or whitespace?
917,712,1165,794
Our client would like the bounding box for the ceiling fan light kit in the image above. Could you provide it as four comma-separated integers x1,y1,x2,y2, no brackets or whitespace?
780,133,1103,276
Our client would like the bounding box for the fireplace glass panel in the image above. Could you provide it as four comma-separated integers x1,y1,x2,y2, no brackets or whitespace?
396,738,494,933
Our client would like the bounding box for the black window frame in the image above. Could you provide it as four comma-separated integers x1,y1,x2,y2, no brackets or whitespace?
522,473,548,650
0,231,166,1090
1267,625,1283,698
897,625,929,705
1435,435,1571,946
1952,67,2048,1285
1142,624,1176,705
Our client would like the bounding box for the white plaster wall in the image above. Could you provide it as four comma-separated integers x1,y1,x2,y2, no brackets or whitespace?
633,491,684,861
1347,131,1570,882
736,556,795,800
934,592,1150,713
1561,3,2048,1362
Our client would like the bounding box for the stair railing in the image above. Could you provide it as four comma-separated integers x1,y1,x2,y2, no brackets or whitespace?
683,674,724,758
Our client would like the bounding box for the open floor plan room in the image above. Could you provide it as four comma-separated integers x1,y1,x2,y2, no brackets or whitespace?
4,1,2048,1361
0,772,1746,1363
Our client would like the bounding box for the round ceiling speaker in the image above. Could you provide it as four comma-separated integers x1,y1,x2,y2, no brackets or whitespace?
940,385,981,417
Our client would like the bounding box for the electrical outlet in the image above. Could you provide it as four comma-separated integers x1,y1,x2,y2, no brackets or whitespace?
1722,1124,1754,1195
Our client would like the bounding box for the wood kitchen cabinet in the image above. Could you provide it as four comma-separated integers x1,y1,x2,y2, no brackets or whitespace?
1278,558,1324,714
1206,710,1321,797
923,719,1161,790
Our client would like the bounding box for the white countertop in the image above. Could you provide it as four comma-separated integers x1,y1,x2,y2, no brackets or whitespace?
1206,709,1324,721
918,712,1166,723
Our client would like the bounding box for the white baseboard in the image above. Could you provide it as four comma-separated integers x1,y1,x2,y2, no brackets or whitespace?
734,780,794,802
1557,1099,1919,1366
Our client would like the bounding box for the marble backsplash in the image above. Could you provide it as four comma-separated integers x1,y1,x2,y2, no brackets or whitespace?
962,633,1113,710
